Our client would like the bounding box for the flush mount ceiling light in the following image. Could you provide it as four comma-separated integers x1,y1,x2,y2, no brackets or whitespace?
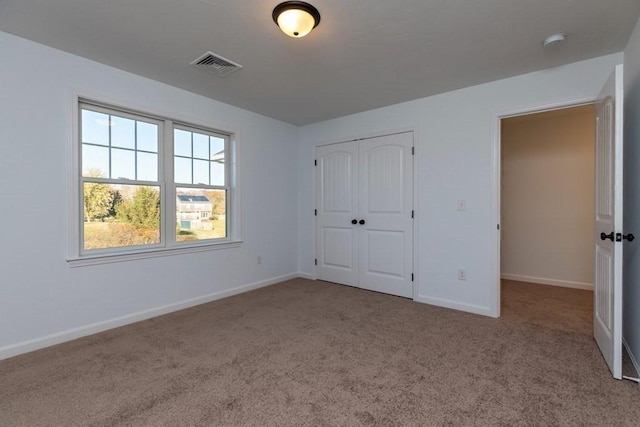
272,1,321,38
543,33,567,48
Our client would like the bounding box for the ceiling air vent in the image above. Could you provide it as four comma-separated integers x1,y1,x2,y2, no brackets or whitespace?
190,51,242,77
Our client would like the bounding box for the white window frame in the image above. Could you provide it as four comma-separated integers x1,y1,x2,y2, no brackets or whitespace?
68,95,241,267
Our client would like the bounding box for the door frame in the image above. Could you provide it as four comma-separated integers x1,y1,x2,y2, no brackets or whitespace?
491,97,596,317
313,127,419,299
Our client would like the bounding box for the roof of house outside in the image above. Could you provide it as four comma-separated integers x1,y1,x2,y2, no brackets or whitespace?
177,195,210,203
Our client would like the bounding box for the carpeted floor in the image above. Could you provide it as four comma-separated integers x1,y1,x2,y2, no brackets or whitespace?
1,279,639,426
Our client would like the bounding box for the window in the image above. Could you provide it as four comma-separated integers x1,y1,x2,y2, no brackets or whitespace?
173,126,228,242
73,100,236,262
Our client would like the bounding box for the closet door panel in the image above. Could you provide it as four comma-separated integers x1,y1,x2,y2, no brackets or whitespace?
316,141,359,286
358,132,414,298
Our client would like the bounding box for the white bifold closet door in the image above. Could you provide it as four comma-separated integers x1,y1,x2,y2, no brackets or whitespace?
316,132,414,298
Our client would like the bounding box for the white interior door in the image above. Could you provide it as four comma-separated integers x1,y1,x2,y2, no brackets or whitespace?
316,141,359,287
358,132,414,298
315,132,414,298
594,64,623,379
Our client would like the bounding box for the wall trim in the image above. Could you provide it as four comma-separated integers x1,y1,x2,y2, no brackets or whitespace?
501,273,593,290
414,295,495,318
297,272,316,280
0,273,300,361
623,338,640,378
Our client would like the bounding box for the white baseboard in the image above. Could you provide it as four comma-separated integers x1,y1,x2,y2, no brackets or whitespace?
414,295,496,318
297,272,315,281
501,273,593,291
0,273,300,361
623,338,640,379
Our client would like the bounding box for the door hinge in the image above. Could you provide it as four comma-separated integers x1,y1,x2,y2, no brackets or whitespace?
411,273,414,282
497,224,500,230
411,210,414,219
315,258,318,265
411,146,415,155
314,209,317,216
314,159,317,166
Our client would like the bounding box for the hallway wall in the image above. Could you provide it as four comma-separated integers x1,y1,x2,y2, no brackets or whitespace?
501,105,596,289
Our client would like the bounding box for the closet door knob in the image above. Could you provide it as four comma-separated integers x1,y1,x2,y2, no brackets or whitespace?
351,219,358,224
359,219,366,225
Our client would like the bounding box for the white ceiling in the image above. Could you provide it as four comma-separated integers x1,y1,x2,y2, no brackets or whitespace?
1,0,639,125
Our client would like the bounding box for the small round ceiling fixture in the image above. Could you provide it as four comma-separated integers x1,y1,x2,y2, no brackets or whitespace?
543,33,567,48
272,1,321,38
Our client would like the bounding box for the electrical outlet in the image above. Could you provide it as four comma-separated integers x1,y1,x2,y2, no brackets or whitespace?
458,269,467,281
457,200,467,211
257,255,262,265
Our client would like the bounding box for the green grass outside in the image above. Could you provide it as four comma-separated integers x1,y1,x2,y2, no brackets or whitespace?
84,219,227,250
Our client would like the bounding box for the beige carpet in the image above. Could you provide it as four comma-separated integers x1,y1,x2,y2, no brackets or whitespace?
1,279,639,426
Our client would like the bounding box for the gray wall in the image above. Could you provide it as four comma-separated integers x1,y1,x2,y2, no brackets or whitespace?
297,54,621,318
0,32,300,359
623,15,640,372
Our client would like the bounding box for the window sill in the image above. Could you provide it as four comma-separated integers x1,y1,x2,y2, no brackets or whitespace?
67,240,243,268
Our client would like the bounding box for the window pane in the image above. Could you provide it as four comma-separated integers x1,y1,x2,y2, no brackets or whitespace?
174,129,191,157
82,144,109,177
210,136,225,158
137,152,158,181
210,136,225,186
193,160,209,185
210,163,225,186
111,116,135,149
111,148,135,180
83,183,160,250
137,121,158,152
174,157,192,184
193,133,209,159
82,110,109,146
176,188,226,241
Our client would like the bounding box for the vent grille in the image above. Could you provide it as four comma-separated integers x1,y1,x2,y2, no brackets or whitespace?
190,51,242,77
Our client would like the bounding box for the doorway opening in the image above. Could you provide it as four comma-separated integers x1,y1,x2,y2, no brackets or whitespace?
499,104,596,328
493,65,630,380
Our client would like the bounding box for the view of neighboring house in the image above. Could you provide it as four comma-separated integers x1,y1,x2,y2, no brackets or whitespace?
176,194,212,230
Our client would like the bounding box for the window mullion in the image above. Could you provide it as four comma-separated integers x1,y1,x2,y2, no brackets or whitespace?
108,114,113,179
134,120,138,181
165,120,177,246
